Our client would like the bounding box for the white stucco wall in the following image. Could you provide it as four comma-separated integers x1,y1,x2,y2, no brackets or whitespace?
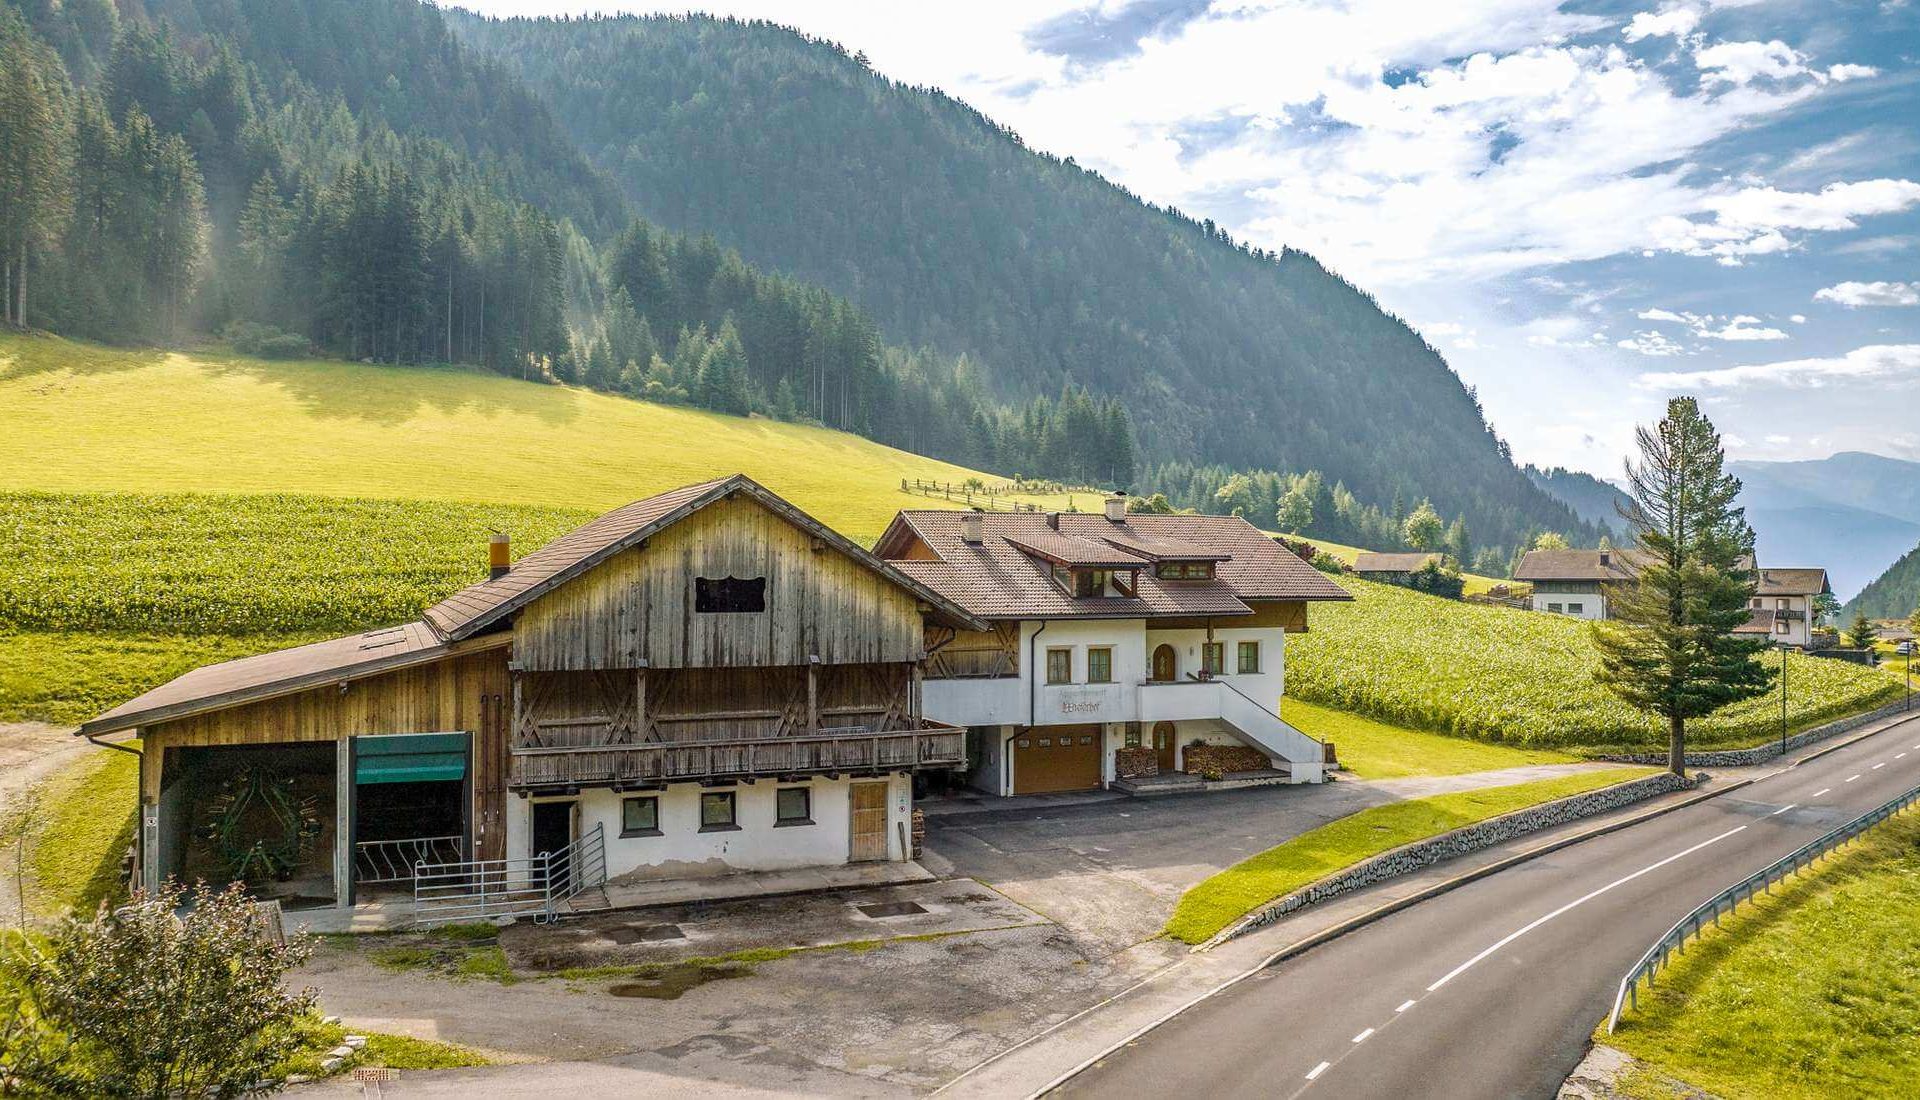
1531,593,1606,620
511,774,911,881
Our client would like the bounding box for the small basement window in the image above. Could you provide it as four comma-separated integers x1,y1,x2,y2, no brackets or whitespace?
699,791,738,831
776,787,812,826
695,576,766,613
621,796,660,837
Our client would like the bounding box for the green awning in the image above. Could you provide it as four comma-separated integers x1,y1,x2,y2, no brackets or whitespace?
355,732,468,785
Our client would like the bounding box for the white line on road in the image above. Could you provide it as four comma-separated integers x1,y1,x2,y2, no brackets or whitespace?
1898,753,1908,760
1306,1061,1330,1081
1769,804,1797,816
1424,825,1749,993
1352,1028,1374,1044
1873,762,1887,770
1847,775,1861,783
1813,788,1831,797
1395,999,1415,1013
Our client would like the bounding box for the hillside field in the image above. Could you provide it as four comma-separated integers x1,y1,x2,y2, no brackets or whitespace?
0,334,1081,544
1287,577,1900,752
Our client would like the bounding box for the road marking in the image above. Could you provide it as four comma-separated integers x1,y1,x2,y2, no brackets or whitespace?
1769,803,1797,816
1352,1028,1374,1044
1395,999,1416,1013
1306,1061,1330,1081
1873,762,1887,770
1424,825,1748,993
1813,788,1831,797
1847,775,1861,782
1898,753,1908,760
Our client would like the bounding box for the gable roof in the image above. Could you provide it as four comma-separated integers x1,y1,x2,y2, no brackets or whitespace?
876,510,1349,620
1352,552,1440,574
1513,549,1644,583
424,475,983,640
80,625,505,738
1756,567,1830,597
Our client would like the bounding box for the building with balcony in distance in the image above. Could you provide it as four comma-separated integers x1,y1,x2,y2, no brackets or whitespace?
80,476,983,923
874,494,1352,796
1735,567,1832,648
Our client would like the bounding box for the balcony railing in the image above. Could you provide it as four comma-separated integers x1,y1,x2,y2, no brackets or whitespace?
508,721,965,790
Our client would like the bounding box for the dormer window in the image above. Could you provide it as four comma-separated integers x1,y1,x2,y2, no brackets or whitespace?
1156,561,1215,580
1052,566,1115,597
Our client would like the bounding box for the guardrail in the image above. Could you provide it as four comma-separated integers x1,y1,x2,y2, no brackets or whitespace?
1606,779,1920,1033
412,822,607,927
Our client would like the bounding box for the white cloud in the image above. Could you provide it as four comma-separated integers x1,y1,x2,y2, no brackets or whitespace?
1764,433,1791,444
1618,330,1689,355
1648,179,1920,263
1790,313,1807,323
1634,308,1788,340
1813,280,1920,307
1695,40,1809,86
1623,6,1701,41
1424,321,1471,335
1635,344,1920,389
1827,63,1879,82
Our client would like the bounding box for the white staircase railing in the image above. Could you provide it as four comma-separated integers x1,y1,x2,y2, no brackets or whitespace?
412,822,607,927
1215,681,1326,780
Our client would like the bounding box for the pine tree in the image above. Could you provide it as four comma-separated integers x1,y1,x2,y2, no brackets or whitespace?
1843,610,1878,650
1594,397,1773,775
0,9,76,328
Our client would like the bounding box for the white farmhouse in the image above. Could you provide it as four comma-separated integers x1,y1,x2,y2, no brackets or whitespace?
1736,567,1832,648
1512,548,1637,620
875,494,1351,795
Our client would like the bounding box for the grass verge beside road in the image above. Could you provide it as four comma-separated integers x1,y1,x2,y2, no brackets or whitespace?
1605,808,1920,1100
25,744,138,915
1165,767,1656,945
1283,699,1579,779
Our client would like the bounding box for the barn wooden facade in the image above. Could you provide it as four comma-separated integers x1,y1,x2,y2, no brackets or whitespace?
81,477,981,916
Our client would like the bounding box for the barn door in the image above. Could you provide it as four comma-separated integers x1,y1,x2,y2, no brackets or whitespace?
849,782,889,862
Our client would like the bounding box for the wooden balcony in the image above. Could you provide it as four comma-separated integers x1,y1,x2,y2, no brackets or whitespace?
508,721,966,790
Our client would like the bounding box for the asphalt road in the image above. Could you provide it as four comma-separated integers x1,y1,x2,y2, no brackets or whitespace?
1057,711,1920,1100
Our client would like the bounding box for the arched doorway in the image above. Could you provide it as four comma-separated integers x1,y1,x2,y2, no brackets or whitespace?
1151,644,1176,683
1152,721,1178,773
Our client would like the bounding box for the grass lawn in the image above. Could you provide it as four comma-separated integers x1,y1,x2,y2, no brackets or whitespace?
1,630,330,724
0,332,1078,545
1606,809,1920,1100
1164,766,1655,944
24,743,139,915
1282,699,1579,780
281,1018,492,1076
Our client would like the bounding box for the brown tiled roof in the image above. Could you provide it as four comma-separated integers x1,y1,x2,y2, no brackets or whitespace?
1756,568,1829,597
425,475,982,640
1096,529,1229,562
79,624,495,737
1002,530,1150,568
877,510,1349,619
1352,552,1440,574
1734,609,1778,634
1514,549,1644,582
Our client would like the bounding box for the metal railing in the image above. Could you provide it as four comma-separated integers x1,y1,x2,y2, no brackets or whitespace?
1607,779,1920,1033
354,835,464,886
412,822,607,927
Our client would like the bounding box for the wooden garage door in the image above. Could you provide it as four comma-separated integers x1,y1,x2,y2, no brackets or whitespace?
1012,725,1103,794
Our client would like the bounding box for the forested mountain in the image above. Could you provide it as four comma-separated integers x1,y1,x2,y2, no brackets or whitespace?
1524,465,1632,536
451,11,1601,555
1847,542,1920,621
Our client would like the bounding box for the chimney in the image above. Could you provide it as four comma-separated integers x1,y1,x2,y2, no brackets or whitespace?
488,533,511,580
1046,511,1061,531
959,509,984,546
1104,492,1127,523
1598,550,1611,568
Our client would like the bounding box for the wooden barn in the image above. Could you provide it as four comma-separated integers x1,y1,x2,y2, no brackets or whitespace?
80,476,981,922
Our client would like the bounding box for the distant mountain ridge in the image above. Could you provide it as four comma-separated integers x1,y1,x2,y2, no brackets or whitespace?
1523,465,1632,536
1729,452,1920,603
449,11,1601,555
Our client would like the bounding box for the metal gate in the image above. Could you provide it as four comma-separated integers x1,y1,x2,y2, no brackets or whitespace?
412,822,607,926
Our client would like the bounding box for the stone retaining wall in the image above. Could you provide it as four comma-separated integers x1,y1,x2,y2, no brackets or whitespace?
1218,770,1691,944
1592,697,1913,768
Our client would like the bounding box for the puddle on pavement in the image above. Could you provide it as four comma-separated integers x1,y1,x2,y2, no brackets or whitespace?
606,963,749,1000
856,901,930,918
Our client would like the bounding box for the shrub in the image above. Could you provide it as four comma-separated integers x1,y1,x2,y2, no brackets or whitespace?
222,321,310,360
0,881,315,1096
1404,557,1465,599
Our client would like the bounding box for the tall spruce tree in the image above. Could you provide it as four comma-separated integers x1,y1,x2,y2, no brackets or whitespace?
1593,397,1772,775
0,8,76,328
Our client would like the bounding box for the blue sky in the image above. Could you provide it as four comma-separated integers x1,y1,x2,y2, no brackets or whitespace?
456,0,1920,480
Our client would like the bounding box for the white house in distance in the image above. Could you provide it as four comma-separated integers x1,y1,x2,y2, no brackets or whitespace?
1514,549,1831,645
1512,548,1637,620
874,495,1351,795
1736,567,1832,648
